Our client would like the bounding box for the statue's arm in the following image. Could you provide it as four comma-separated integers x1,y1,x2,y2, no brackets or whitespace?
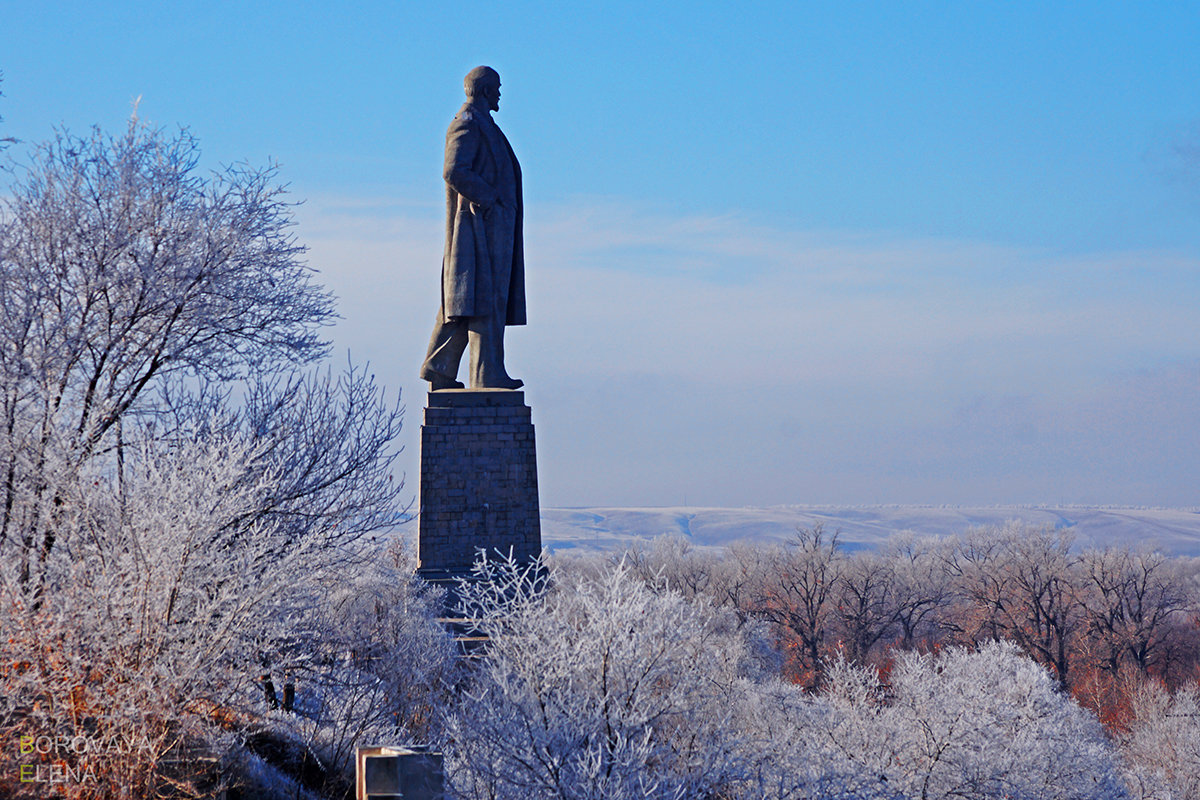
443,117,499,209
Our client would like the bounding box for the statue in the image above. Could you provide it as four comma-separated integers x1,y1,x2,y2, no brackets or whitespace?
420,66,526,391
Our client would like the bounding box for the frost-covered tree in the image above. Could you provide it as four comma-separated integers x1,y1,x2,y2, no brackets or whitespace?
815,642,1127,800
0,120,351,590
308,538,459,741
950,525,1085,687
0,119,410,576
729,677,904,800
450,552,1134,800
250,538,459,798
0,431,310,795
1120,682,1200,800
0,120,407,797
620,534,721,601
447,554,766,800
883,534,957,650
832,551,899,664
1079,547,1191,676
751,525,843,686
619,536,772,631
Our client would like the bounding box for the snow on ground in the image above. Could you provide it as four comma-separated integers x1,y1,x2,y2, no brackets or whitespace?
539,506,1200,556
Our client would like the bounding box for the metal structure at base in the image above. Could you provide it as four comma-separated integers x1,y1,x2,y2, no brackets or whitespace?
356,746,444,800
417,389,541,577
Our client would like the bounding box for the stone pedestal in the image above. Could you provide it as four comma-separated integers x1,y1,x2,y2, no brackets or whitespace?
417,389,541,579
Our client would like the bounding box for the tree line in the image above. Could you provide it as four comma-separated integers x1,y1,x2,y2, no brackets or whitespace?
621,525,1200,727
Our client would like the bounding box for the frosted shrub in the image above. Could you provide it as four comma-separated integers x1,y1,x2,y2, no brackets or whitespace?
447,555,755,800
0,434,307,796
0,120,406,797
294,539,459,768
731,678,903,800
1120,682,1200,800
445,553,1140,800
816,642,1127,800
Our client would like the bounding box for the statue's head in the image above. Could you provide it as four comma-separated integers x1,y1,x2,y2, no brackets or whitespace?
464,66,501,112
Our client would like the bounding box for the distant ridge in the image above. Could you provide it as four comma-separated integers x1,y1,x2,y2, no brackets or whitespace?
539,505,1200,557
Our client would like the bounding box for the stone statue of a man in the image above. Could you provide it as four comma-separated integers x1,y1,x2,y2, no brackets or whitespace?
420,66,526,391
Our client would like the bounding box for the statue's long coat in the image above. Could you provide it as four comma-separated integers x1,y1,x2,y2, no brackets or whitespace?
439,103,526,325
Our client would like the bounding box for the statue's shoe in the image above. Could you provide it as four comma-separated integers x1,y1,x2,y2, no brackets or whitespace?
477,376,523,390
427,374,465,390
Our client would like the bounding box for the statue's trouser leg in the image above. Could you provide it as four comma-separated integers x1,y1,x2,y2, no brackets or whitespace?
421,311,469,381
467,252,513,387
467,310,509,388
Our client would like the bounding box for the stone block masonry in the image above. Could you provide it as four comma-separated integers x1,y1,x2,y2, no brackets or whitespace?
418,389,541,576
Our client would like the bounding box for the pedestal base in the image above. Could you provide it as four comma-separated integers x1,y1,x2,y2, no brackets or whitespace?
417,389,541,575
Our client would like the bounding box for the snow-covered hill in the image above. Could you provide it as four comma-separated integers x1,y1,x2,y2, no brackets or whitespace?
539,506,1200,556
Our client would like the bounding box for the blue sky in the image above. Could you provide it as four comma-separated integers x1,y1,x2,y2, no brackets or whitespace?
3,2,1199,507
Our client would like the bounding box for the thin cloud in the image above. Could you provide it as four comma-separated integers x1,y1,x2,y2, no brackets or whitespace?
297,194,1200,507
